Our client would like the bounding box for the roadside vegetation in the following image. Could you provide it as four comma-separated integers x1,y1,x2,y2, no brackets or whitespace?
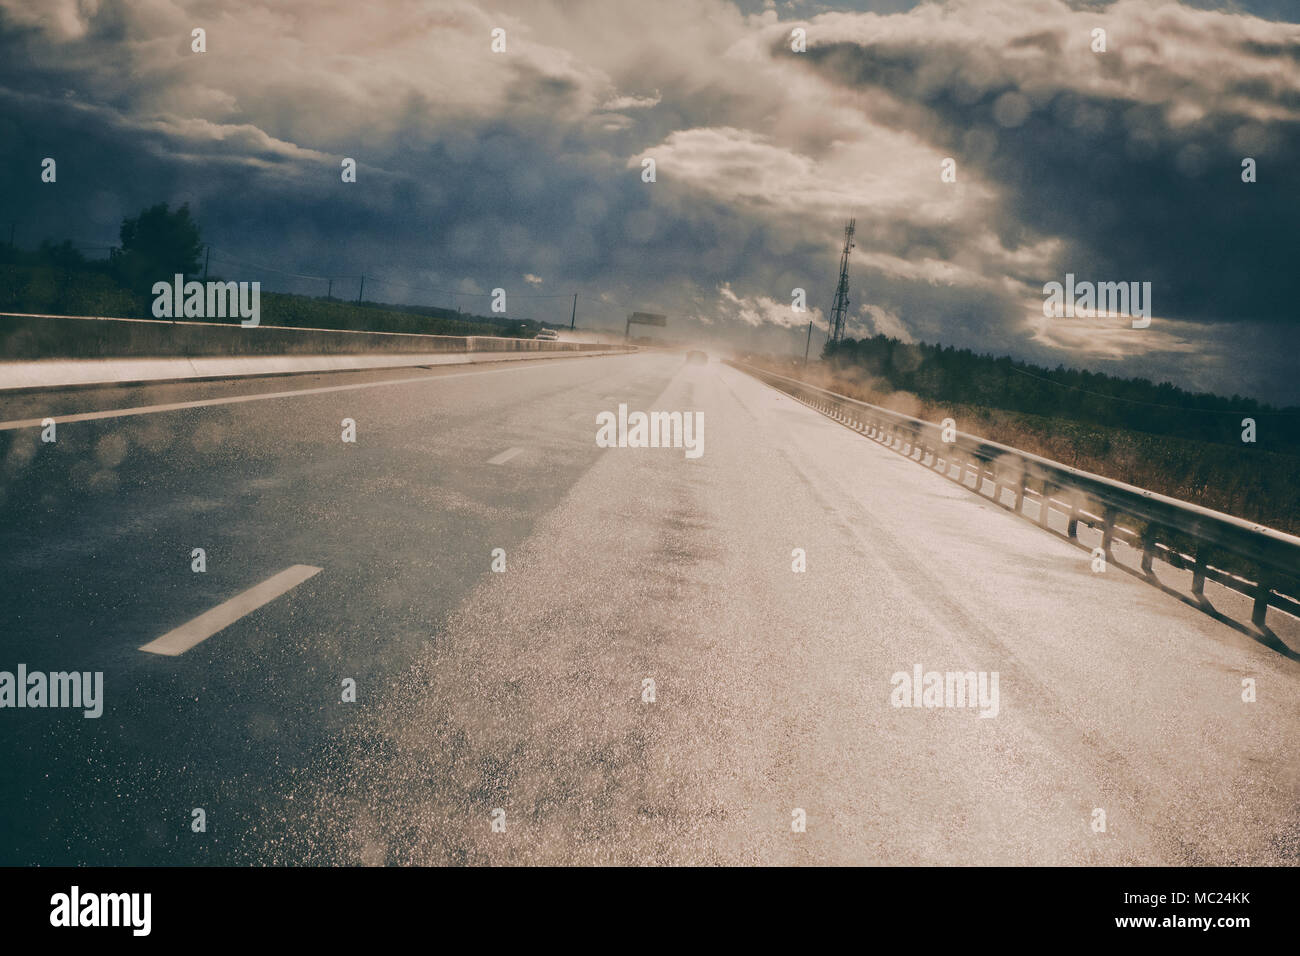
743,337,1300,536
0,202,547,339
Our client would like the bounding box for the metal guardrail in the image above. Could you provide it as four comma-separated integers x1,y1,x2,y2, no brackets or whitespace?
730,360,1300,631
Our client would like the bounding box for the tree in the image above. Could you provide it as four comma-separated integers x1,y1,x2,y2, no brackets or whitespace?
110,202,203,292
37,239,86,273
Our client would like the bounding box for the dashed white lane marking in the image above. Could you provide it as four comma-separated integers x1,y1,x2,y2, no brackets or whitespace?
139,564,322,656
0,361,601,432
487,446,524,465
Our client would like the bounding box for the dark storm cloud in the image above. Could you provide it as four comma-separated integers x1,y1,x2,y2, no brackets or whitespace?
1,0,1298,401
749,0,1300,401
797,31,1299,327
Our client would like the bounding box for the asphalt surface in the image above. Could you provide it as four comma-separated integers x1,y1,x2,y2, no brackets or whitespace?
0,351,1296,865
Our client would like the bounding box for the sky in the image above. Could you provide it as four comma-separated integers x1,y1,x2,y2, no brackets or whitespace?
1,0,1298,403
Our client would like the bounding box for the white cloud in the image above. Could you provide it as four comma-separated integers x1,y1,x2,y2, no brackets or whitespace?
3,0,1298,398
717,282,821,330
1024,307,1199,359
601,91,661,110
855,304,914,343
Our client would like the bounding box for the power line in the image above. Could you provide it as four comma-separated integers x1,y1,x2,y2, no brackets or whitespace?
204,251,575,301
47,237,575,301
206,250,350,283
364,271,575,300
19,234,1296,414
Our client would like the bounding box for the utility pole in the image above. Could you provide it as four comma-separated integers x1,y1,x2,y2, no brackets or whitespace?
357,275,365,304
804,319,813,365
327,277,333,301
202,245,210,281
828,218,855,346
570,293,577,330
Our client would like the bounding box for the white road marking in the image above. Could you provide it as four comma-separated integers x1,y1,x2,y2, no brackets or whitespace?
0,361,596,432
487,446,524,465
139,564,322,656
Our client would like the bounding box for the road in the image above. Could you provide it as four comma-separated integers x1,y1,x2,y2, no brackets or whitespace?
0,351,1296,865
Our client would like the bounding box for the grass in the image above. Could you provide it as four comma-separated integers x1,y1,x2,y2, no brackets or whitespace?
0,264,544,339
745,356,1300,537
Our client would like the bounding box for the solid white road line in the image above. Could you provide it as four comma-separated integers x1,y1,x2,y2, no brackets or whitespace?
0,359,631,432
487,446,524,465
139,564,322,656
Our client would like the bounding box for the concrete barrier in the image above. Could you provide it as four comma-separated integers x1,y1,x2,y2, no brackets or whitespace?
0,312,634,390
0,312,620,359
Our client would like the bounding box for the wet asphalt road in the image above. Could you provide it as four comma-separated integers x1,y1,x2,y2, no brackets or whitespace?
0,352,1296,865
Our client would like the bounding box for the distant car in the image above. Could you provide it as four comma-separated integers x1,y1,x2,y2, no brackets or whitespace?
535,329,560,341
686,350,708,365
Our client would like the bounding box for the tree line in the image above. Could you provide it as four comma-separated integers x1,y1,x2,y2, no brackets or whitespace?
0,202,542,338
822,335,1299,456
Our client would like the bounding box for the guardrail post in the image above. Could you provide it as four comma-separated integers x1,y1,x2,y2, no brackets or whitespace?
1067,500,1080,538
1252,577,1272,629
1038,483,1053,528
1140,523,1158,576
1100,507,1115,557
1191,547,1208,599
1015,473,1027,513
